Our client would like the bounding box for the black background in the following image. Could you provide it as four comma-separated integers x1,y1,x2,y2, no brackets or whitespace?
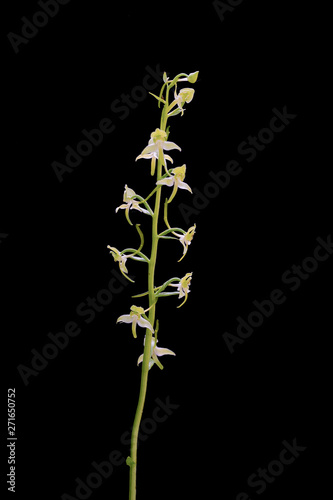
1,1,331,499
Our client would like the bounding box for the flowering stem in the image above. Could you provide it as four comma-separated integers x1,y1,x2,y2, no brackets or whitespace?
128,126,167,500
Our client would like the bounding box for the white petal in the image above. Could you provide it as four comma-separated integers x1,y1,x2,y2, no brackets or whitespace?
137,317,154,332
137,206,150,215
177,180,192,193
140,144,158,155
155,347,176,357
163,141,181,152
115,203,128,212
164,154,174,164
117,314,133,324
135,153,153,161
156,177,174,187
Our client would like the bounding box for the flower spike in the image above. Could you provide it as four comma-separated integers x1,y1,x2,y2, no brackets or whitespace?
110,71,199,500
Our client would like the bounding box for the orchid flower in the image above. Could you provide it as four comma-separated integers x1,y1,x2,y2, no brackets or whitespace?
137,336,175,370
107,246,129,276
169,272,193,307
156,165,192,203
168,88,195,117
136,128,181,174
135,150,174,177
117,305,154,338
116,185,151,225
173,224,196,261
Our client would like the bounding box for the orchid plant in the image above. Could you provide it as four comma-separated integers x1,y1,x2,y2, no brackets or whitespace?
107,70,199,500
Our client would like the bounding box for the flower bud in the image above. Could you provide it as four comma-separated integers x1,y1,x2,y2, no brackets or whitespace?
179,88,195,104
187,71,199,83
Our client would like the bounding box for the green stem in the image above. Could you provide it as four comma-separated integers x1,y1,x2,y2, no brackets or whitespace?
128,118,167,500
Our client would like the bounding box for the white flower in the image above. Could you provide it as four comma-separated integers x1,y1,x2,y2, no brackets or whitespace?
116,185,150,225
117,305,154,339
107,246,128,275
136,128,181,173
156,165,192,203
173,224,196,261
169,272,193,308
169,88,195,117
137,336,175,370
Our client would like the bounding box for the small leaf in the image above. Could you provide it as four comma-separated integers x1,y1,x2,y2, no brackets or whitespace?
126,456,136,467
149,92,166,104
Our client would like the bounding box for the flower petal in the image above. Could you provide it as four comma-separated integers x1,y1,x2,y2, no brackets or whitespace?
135,153,153,161
163,141,181,152
156,177,174,187
164,154,174,164
139,144,158,155
177,180,192,193
115,203,128,212
137,317,154,332
155,347,176,357
117,314,133,324
137,206,151,215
